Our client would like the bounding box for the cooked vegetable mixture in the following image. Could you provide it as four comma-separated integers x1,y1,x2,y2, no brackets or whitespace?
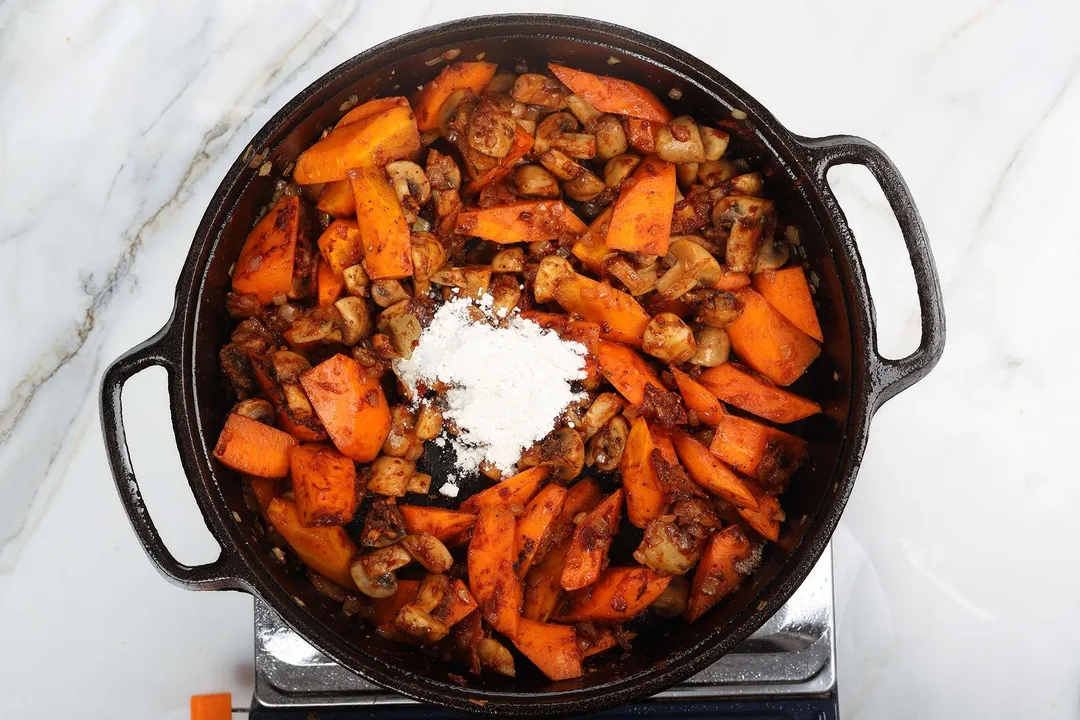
214,57,825,682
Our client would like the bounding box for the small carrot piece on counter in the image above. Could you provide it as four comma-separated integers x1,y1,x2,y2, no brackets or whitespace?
548,64,672,123
459,466,549,514
561,489,623,591
400,506,477,543
455,200,586,243
213,413,297,478
670,366,726,425
413,61,498,131
710,413,807,490
556,566,671,624
468,506,522,638
512,618,583,681
300,354,390,462
315,257,345,306
595,340,664,405
551,272,651,346
515,483,568,577
290,443,358,527
231,195,302,304
696,364,821,424
670,430,759,510
605,155,676,255
621,418,667,528
293,101,420,184
316,179,356,218
191,693,232,720
316,218,363,275
348,167,414,280
684,527,756,622
464,125,534,195
752,266,824,341
725,288,820,386
266,498,357,588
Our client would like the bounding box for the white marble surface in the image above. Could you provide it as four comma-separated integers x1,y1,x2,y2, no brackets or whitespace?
1,0,1078,717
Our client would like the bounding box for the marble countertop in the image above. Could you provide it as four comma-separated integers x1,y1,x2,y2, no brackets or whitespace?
2,1,1078,717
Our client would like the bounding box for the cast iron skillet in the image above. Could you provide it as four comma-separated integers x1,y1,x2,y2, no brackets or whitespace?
100,14,945,716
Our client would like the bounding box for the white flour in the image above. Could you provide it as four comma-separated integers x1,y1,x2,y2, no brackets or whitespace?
395,295,587,476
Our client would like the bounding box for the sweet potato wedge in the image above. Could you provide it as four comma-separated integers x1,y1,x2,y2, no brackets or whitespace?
265,498,357,587
710,413,807,491
213,413,297,478
293,103,420,184
570,205,615,273
753,267,823,341
316,218,363,275
557,566,671,624
373,579,421,628
726,288,820,386
290,443,358,527
605,156,676,255
464,124,534,195
459,466,549,514
300,354,390,462
552,273,651,346
595,340,664,406
315,257,345,307
438,579,480,627
348,167,414,280
232,195,301,304
455,200,587,244
400,506,477,544
512,619,583,682
621,418,667,528
316,179,356,218
515,483,567,578
548,64,671,123
561,489,623,591
413,61,498,131
670,366,726,425
696,364,821,424
670,430,759,510
468,506,522,638
684,526,755,622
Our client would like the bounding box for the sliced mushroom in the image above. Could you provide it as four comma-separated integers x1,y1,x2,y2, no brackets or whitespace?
605,256,659,296
755,234,790,272
477,638,516,677
538,149,582,181
699,126,730,161
411,232,448,282
386,161,431,222
414,402,444,440
485,71,518,95
528,240,555,258
407,472,432,494
334,296,373,345
511,73,570,108
394,604,450,644
388,312,423,359
642,313,697,363
414,573,452,613
232,398,275,424
586,415,629,472
401,533,454,573
350,557,398,599
688,326,730,367
514,164,561,198
535,112,596,159
593,114,628,160
565,93,602,126
603,153,642,190
430,266,492,299
713,197,774,273
676,162,699,190
368,456,416,496
360,543,413,578
581,393,626,440
697,159,737,188
271,350,311,384
655,239,724,300
563,168,606,202
538,427,585,481
371,333,401,360
655,115,706,164
490,274,522,316
634,518,704,575
533,255,573,304
376,299,412,334
425,148,462,191
478,461,504,481
437,87,476,137
490,247,525,273
361,498,407,548
468,95,517,158
650,576,690,617
383,406,417,458
371,279,410,308
729,172,764,197
283,313,341,348
695,291,743,328
343,264,370,298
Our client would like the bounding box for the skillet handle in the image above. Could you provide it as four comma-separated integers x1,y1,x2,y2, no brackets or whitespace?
799,134,946,409
100,322,246,591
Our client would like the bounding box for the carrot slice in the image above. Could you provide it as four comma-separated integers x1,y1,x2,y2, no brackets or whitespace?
348,167,414,280
455,200,587,244
266,498,357,587
570,204,616,273
753,267,823,342
670,366,726,425
293,103,420,184
561,489,623,591
373,579,421,627
548,64,671,123
213,413,297,478
300,354,390,462
290,443,358,527
518,312,601,351
595,341,664,406
400,506,477,543
621,418,667,528
248,476,278,511
581,628,634,657
231,195,301,304
726,288,820,386
315,257,345,306
623,117,661,153
316,179,356,218
512,619,582,681
670,430,759,510
468,506,521,638
316,218,363,275
715,269,752,291
696,364,821,424
464,124,534,195
460,466,549,514
515,483,567,577
337,96,410,128
413,61,498,131
605,156,676,255
710,413,807,490
439,579,480,627
735,485,784,542
556,566,671,624
552,273,651,346
684,526,755,622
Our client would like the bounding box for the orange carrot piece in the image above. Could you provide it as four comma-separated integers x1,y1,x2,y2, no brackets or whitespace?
413,61,498,131
726,288,820,386
735,484,784,542
623,117,661,153
518,312,601,351
753,267,823,341
561,489,623,591
557,566,671,624
595,340,664,406
515,483,568,577
670,430,759,510
715,269,752,291
373,579,421,627
621,418,667,528
684,526,755,622
300,354,390,462
670,367,726,425
316,179,356,218
294,103,419,184
512,618,583,681
248,476,278,511
439,579,479,627
605,156,676,255
696,364,821,424
468,506,522,638
348,167,414,280
400,506,477,543
570,205,615,273
710,413,807,489
464,125,534,195
455,200,587,244
523,540,570,622
266,498,357,587
316,218,363,276
213,413,297,478
191,693,232,720
459,466,549,514
337,96,410,128
231,195,301,304
315,257,345,306
290,443,358,527
559,478,604,524
552,273,651,346
548,64,671,123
